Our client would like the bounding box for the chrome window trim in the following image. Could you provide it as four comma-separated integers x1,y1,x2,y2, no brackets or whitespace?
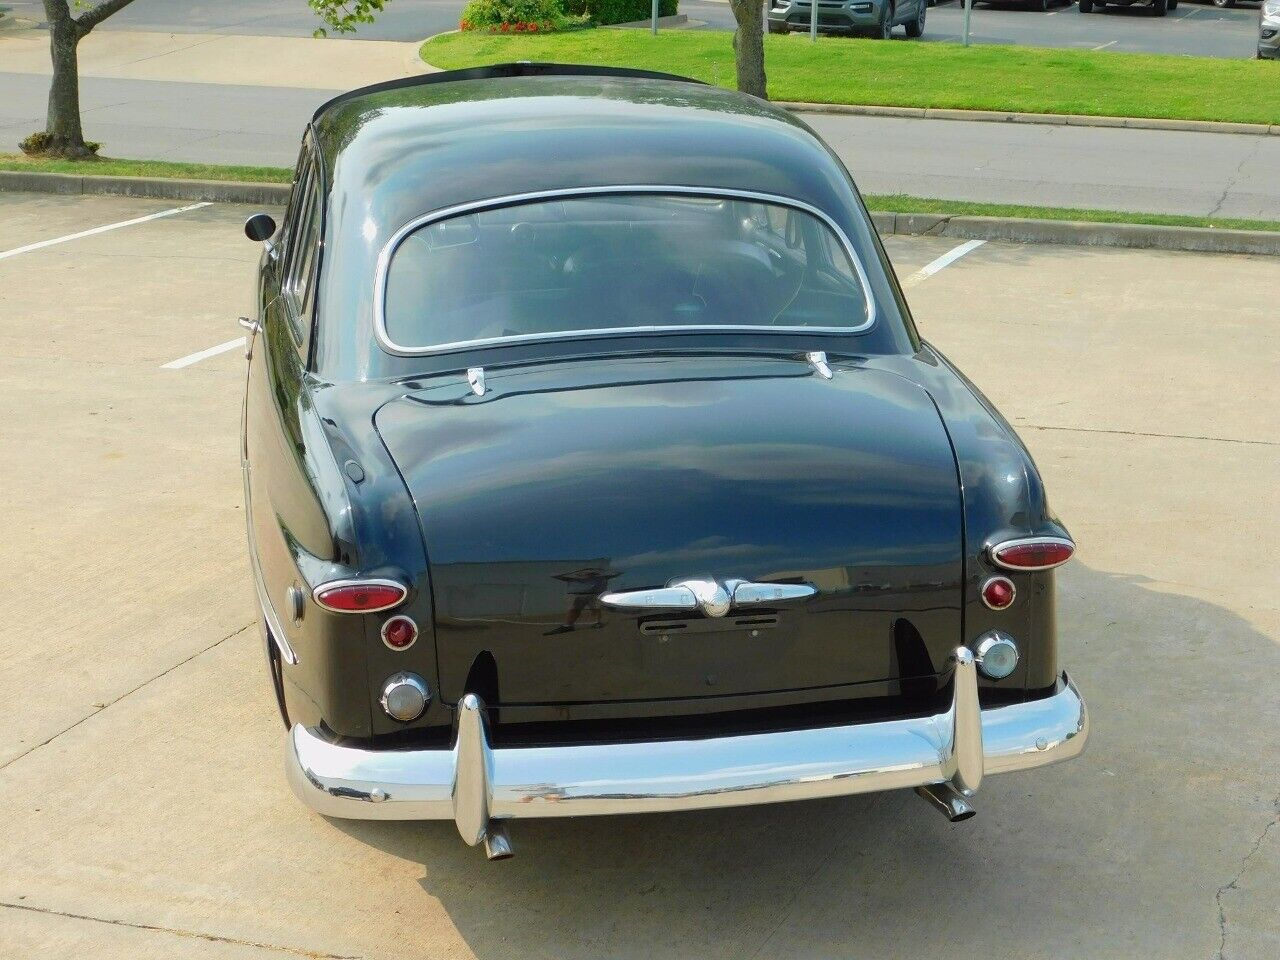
312,577,408,614
988,536,1077,572
372,185,879,358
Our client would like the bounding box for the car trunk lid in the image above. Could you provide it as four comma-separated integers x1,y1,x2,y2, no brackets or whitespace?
375,356,963,707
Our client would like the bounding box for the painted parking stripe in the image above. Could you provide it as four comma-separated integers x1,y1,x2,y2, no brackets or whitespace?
1092,39,1118,50
901,239,986,288
0,201,213,262
162,337,245,369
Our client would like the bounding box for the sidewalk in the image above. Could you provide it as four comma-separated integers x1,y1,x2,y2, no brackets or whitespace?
0,23,431,89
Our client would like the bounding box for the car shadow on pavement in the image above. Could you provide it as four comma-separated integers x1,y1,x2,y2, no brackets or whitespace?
331,560,1280,959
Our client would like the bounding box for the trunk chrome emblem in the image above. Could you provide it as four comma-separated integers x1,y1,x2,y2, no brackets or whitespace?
600,578,816,617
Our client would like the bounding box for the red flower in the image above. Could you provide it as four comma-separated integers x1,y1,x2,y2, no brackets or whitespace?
500,20,510,29
529,21,538,30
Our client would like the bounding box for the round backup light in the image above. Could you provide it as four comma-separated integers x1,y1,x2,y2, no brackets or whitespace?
981,576,1016,610
381,615,419,650
975,633,1020,680
381,672,430,722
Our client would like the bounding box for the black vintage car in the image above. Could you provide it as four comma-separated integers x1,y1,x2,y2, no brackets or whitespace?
242,63,1088,860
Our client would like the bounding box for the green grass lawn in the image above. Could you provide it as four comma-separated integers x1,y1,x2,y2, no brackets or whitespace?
422,30,1280,125
4,153,1276,231
0,153,292,183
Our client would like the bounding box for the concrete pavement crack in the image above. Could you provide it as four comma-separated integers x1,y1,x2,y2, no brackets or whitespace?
1213,796,1280,960
1208,136,1263,219
0,901,359,959
0,621,254,772
119,33,224,68
1019,424,1278,447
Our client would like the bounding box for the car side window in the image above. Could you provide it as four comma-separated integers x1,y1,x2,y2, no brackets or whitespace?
281,158,321,352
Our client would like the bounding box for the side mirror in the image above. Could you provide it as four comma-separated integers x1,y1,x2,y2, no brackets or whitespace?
244,213,277,244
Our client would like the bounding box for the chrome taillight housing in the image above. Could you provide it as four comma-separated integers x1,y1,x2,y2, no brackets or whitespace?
312,579,407,613
988,536,1075,571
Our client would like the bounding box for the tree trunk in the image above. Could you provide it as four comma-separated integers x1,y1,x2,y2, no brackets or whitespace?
38,1,96,157
728,0,767,99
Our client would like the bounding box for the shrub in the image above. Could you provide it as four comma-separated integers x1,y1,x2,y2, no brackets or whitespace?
459,0,588,31
563,0,677,25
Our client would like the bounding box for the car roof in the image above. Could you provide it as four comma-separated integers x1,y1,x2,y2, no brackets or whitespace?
310,63,857,219
307,65,898,379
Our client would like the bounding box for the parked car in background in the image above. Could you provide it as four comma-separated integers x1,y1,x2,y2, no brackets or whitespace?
242,62,1089,861
1080,0,1177,13
768,0,927,38
1261,0,1280,57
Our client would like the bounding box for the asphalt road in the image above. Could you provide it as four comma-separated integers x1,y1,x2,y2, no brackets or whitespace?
4,69,1278,218
1,0,1265,56
1,190,1277,959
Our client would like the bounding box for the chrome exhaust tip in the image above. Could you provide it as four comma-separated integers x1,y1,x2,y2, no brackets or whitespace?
482,823,513,861
915,783,977,823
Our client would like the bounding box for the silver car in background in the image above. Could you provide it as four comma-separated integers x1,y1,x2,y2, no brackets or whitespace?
1261,0,1280,59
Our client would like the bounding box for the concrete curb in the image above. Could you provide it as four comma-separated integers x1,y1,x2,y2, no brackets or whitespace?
868,212,1280,256
779,101,1280,138
0,170,291,204
3,170,1277,255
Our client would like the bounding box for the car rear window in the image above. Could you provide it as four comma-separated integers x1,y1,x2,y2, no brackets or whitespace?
380,192,874,353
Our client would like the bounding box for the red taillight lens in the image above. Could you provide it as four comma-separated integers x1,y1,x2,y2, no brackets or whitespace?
381,615,419,650
313,580,407,613
990,538,1075,571
981,576,1016,610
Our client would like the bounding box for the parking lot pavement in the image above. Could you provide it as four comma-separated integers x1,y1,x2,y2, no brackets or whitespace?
3,0,1264,56
0,191,1277,959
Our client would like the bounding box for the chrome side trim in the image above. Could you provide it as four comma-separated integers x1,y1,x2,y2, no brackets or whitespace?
372,185,879,357
284,662,1088,828
988,536,1077,572
243,463,299,666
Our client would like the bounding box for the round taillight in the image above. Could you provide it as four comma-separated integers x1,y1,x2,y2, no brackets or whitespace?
381,615,419,650
313,580,406,613
990,537,1075,571
981,576,1016,610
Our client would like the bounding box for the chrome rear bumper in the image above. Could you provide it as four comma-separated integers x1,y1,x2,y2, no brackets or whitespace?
286,648,1087,849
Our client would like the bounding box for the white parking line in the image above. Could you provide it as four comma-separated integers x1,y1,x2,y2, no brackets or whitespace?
0,201,213,262
162,337,245,369
1092,39,1118,50
901,240,986,288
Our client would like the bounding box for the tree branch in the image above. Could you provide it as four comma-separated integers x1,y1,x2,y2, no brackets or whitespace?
74,0,139,36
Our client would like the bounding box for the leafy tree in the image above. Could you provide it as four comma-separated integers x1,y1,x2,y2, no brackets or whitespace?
727,0,766,99
23,0,394,159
